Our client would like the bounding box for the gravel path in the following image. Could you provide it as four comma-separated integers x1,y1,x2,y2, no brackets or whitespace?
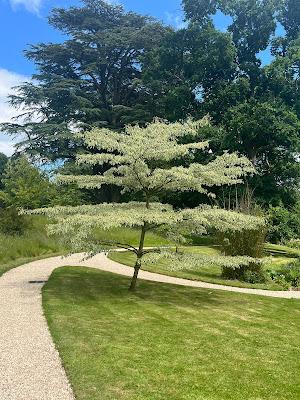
0,252,299,400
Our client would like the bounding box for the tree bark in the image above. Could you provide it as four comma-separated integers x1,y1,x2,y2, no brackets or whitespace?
129,222,146,291
129,258,141,292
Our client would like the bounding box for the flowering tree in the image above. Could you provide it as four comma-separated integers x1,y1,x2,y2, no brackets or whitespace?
32,118,263,290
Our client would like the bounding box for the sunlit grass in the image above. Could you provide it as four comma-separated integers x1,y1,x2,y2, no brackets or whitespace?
94,226,172,247
43,267,300,400
265,243,300,258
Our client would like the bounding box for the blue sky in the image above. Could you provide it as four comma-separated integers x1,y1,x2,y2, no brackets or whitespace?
0,0,236,76
0,0,273,154
0,0,187,76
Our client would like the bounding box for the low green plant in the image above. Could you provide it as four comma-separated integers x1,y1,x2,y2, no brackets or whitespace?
267,270,291,290
287,239,300,250
280,262,300,288
267,260,300,289
221,261,267,283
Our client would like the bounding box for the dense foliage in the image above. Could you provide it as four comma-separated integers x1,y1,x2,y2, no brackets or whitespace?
0,157,58,209
268,260,300,289
267,203,300,243
0,156,85,210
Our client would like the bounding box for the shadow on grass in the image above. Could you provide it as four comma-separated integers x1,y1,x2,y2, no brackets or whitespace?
45,266,228,309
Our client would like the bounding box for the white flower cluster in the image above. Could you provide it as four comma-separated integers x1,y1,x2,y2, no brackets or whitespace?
27,118,264,258
182,206,264,233
28,202,264,246
58,118,255,196
142,251,265,272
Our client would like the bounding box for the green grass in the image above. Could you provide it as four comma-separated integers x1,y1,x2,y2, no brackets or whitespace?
0,217,66,277
109,245,293,290
265,243,300,258
94,226,172,247
43,267,300,400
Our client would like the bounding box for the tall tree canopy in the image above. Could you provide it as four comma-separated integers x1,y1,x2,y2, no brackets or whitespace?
0,153,8,190
179,0,300,205
183,0,278,73
2,0,168,160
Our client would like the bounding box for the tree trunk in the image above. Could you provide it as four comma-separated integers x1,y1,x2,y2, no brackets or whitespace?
129,259,141,291
129,222,146,291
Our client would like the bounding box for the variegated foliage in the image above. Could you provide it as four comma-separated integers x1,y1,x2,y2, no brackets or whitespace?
28,118,264,288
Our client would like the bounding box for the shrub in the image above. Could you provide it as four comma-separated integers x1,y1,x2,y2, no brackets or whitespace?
267,204,300,244
218,227,266,282
267,271,291,290
287,239,300,250
219,228,266,258
222,261,267,283
0,208,29,235
280,262,300,288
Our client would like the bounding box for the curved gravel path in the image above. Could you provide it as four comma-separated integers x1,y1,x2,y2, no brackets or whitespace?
0,252,300,400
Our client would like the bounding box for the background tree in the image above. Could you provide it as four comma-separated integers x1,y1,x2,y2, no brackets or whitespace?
0,157,57,209
0,153,8,189
178,0,300,206
30,118,263,290
267,203,300,243
1,0,168,160
183,0,278,78
142,23,237,121
221,99,300,205
0,156,84,209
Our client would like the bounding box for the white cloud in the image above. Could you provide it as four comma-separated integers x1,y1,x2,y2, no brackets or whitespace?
0,139,15,155
9,0,42,14
165,11,187,30
0,68,28,156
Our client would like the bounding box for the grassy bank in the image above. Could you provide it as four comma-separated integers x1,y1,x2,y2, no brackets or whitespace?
0,217,66,276
43,267,300,400
0,222,170,277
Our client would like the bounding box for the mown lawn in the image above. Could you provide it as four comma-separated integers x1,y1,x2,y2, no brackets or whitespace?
43,267,300,400
109,245,294,290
